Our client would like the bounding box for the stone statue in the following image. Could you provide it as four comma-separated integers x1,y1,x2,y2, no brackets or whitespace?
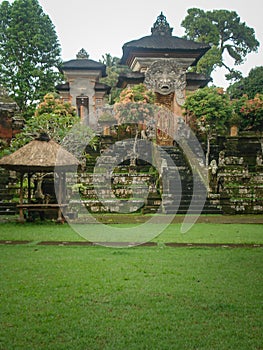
209,159,218,193
256,152,263,166
144,60,186,105
141,129,148,140
242,165,249,178
218,151,225,167
209,159,218,175
239,157,244,165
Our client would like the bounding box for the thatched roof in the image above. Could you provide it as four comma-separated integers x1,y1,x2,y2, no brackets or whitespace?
0,137,79,172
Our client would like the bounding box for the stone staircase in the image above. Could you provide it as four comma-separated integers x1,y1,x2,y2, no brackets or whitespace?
157,146,222,214
68,138,159,214
69,140,221,215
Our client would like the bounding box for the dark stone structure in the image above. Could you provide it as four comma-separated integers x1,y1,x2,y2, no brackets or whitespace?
0,95,23,144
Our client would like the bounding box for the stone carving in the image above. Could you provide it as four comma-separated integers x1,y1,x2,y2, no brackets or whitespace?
151,12,173,37
76,48,89,59
218,151,225,167
140,129,148,140
209,159,218,175
225,156,244,165
242,165,249,178
209,159,218,193
144,60,186,105
256,151,263,166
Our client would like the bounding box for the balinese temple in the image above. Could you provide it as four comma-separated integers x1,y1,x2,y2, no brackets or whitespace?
56,14,211,142
56,49,110,128
117,12,211,145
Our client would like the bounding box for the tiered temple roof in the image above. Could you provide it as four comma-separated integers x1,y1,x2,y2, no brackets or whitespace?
60,58,107,77
118,13,211,89
120,12,210,67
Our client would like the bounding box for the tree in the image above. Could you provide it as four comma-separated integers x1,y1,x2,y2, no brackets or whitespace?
114,84,156,123
181,9,259,80
233,93,263,132
0,0,62,118
99,53,130,104
10,93,98,159
100,53,120,68
11,93,79,151
233,93,263,154
228,66,263,99
183,87,233,165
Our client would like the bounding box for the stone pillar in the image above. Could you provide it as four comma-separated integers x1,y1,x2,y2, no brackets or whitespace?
144,60,186,145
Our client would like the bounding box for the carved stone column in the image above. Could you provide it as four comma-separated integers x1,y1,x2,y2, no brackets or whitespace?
144,60,186,145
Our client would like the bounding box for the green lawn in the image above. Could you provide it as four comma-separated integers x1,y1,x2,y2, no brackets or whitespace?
0,244,262,349
0,221,262,244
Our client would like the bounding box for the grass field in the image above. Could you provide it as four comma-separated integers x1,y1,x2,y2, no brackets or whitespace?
0,220,262,349
0,221,263,244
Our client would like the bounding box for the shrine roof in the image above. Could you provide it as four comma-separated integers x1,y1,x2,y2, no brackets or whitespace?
56,82,69,91
94,82,111,93
61,59,107,77
56,81,111,94
116,72,145,88
116,71,211,89
120,13,210,66
122,35,210,52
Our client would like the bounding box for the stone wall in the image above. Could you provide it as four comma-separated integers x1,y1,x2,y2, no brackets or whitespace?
211,135,263,214
0,101,23,144
1,131,262,216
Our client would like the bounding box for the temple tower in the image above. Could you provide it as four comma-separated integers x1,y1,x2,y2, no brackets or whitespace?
57,49,110,129
118,13,211,145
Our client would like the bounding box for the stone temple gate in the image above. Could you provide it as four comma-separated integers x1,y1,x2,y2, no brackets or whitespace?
57,13,211,144
117,12,210,145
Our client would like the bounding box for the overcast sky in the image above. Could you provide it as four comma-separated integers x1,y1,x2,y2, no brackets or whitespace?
8,0,263,87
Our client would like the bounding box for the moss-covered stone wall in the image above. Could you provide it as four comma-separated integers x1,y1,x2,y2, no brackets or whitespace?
211,135,263,214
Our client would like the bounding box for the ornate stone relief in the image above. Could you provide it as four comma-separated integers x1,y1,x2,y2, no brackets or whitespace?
151,12,173,36
76,48,89,59
144,60,186,106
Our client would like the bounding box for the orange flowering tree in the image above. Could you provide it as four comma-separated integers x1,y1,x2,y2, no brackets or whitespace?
234,93,263,131
10,93,79,151
114,84,156,124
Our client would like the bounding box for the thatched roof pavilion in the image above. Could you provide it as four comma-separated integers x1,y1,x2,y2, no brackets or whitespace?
0,135,79,172
0,134,79,222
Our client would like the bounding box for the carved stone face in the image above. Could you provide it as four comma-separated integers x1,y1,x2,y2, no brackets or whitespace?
153,67,178,95
144,60,186,104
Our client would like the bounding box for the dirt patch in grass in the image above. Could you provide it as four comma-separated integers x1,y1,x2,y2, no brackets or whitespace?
0,240,32,245
1,240,262,248
1,214,263,225
74,214,263,224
